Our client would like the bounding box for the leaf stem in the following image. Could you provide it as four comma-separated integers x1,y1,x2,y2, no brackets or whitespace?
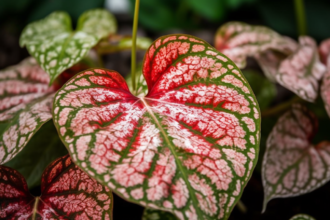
261,96,302,117
294,0,307,36
32,196,39,219
131,0,140,91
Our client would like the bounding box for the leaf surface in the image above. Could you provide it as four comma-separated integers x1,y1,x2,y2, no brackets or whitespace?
0,155,113,219
20,9,117,84
0,58,55,164
53,34,261,220
0,165,34,219
320,39,330,118
4,121,68,188
262,104,330,211
289,214,316,220
276,36,326,102
214,22,296,69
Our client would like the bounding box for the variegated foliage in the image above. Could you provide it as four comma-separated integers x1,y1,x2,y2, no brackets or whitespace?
0,155,112,219
53,34,261,220
320,39,330,118
0,58,55,164
215,22,326,102
289,214,316,220
262,104,330,211
20,9,117,84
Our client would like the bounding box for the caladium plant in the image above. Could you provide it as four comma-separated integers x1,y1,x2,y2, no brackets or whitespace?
0,154,113,219
0,57,55,164
53,34,261,220
215,22,327,102
262,104,330,211
20,9,117,84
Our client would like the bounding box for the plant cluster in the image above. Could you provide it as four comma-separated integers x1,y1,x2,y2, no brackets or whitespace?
0,1,328,220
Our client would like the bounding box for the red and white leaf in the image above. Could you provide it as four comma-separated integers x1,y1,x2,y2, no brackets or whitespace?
276,36,326,102
0,155,113,219
0,58,56,164
319,39,330,118
0,165,34,219
215,22,297,69
262,104,330,211
53,34,261,220
289,214,316,220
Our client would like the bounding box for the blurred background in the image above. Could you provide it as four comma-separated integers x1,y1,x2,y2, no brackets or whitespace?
1,0,330,219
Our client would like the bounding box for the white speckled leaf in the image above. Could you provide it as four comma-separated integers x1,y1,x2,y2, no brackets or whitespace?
215,22,297,69
289,214,316,220
276,36,326,102
0,58,56,164
20,9,117,84
262,104,330,211
53,34,261,220
319,39,330,118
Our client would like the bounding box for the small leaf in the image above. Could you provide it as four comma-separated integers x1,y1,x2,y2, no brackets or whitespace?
276,36,326,102
0,58,55,164
20,9,117,84
142,208,178,220
53,34,261,220
0,165,34,219
262,104,330,211
289,214,316,220
215,22,296,69
319,39,330,119
4,120,68,188
0,155,113,219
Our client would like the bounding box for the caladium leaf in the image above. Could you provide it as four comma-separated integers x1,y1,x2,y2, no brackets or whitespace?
319,39,330,118
214,22,297,69
276,36,326,102
0,155,113,219
289,214,316,220
262,104,330,211
53,34,261,220
142,208,178,220
0,57,56,164
20,9,117,84
4,121,68,189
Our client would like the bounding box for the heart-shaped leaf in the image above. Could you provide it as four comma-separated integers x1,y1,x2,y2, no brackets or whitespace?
142,208,178,220
20,9,117,84
262,104,330,211
214,22,297,69
0,155,113,219
53,34,261,220
0,57,55,164
289,214,316,220
320,39,330,118
276,36,326,102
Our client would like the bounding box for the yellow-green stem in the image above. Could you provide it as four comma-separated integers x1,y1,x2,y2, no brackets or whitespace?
237,200,247,213
131,0,140,91
32,197,39,219
294,0,307,36
261,96,302,117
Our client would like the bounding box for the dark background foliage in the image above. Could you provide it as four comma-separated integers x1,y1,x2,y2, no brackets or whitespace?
1,0,330,219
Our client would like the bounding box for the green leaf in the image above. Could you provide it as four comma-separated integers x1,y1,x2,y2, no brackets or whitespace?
142,208,178,220
53,34,261,220
4,120,68,189
0,57,55,164
262,104,330,212
289,214,316,220
242,69,276,111
20,9,117,84
187,0,226,21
